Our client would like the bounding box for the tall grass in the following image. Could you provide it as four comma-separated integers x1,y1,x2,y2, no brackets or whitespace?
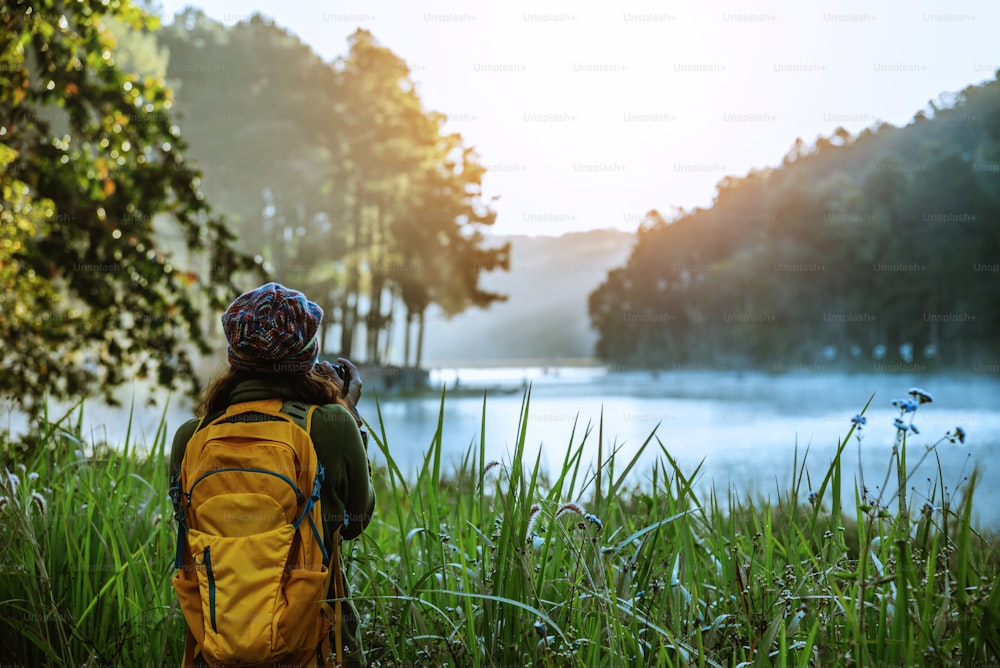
0,399,183,667
2,387,998,666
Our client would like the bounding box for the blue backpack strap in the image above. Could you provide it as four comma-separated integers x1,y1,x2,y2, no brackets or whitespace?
170,415,206,569
293,460,329,563
168,471,187,569
283,401,329,563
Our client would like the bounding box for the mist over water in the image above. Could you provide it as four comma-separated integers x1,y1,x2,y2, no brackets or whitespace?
9,369,999,527
378,370,1000,528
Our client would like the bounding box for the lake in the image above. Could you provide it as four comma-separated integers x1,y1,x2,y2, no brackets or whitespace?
8,369,999,528
377,369,1000,528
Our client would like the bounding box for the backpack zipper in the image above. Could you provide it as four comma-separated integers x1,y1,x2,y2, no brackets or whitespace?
187,467,305,505
204,546,217,632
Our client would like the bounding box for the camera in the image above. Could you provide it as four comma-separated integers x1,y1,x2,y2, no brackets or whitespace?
316,361,350,395
334,363,349,383
335,363,351,395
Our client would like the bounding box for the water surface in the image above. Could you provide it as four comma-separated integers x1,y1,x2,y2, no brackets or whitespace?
8,369,997,527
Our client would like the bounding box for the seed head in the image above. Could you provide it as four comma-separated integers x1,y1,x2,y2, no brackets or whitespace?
30,492,47,515
3,469,19,495
526,503,543,538
477,460,504,491
556,502,586,519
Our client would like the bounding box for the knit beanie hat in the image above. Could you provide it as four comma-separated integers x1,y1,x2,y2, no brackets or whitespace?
221,282,323,375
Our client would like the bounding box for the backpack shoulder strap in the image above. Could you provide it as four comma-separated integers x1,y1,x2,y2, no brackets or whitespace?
280,400,318,435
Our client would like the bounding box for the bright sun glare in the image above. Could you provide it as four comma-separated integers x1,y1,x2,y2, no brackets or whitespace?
157,0,998,236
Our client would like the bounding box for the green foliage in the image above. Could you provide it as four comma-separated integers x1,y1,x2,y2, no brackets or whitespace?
0,1,257,418
6,390,997,666
590,79,1000,371
0,402,181,666
356,389,997,666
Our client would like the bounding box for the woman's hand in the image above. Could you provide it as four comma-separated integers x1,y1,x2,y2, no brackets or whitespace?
319,358,362,407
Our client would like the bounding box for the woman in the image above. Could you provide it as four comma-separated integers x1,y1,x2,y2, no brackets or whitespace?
169,282,375,667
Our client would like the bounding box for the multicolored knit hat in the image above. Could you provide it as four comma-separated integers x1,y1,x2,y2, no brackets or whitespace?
221,282,323,375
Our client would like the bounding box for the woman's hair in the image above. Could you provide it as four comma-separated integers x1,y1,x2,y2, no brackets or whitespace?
197,365,351,417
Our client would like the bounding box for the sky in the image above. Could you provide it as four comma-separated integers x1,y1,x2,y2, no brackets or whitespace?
157,0,998,237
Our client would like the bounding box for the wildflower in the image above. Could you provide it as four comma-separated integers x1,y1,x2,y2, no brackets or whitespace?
910,423,919,435
953,426,966,444
584,513,604,531
28,472,40,482
533,618,547,637
850,414,867,428
891,399,918,413
893,417,909,432
908,387,934,404
807,490,819,505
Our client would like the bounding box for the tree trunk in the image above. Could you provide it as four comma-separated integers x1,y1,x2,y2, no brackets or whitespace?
366,285,382,363
381,287,396,364
315,292,332,357
415,308,426,370
341,290,357,359
341,195,365,359
364,203,386,363
403,306,413,368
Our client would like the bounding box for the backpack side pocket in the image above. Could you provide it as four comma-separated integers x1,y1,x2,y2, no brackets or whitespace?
187,524,296,664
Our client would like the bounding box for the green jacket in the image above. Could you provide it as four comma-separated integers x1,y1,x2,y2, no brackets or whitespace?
169,378,375,666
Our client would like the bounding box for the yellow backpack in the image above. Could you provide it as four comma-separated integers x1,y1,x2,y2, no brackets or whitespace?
169,399,346,667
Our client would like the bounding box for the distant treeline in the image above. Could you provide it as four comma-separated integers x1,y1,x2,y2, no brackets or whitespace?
590,77,1000,373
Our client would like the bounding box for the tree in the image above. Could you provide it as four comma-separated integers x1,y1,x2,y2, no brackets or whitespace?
157,11,343,256
0,0,256,418
329,29,508,365
153,21,510,366
589,79,1000,369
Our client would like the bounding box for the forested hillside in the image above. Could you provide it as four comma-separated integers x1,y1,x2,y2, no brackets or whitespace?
590,77,1000,373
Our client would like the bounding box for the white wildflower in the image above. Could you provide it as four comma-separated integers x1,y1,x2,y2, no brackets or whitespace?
4,469,19,495
30,492,47,515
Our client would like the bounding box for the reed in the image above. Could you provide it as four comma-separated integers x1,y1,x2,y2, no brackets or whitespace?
1,386,997,666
